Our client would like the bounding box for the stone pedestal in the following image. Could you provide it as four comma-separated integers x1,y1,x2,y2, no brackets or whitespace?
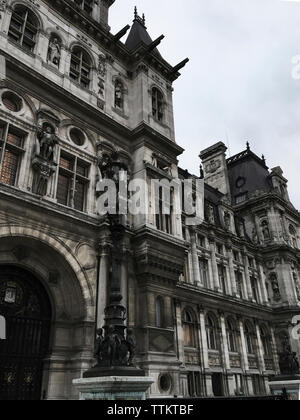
269,375,300,400
73,376,154,400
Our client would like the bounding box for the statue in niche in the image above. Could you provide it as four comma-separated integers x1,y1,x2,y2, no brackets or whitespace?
115,81,124,109
292,272,300,301
252,227,258,244
37,125,58,162
207,205,215,224
224,211,231,230
238,220,245,238
261,220,271,241
47,37,61,67
271,275,281,302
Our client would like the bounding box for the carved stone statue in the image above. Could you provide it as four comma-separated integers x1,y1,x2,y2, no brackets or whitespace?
115,81,123,109
271,276,281,302
262,220,271,241
252,227,258,244
224,211,231,231
126,328,136,366
208,205,215,224
47,37,61,67
279,340,300,376
94,328,104,364
37,126,58,162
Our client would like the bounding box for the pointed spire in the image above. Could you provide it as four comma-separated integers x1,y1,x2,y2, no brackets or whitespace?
133,6,146,27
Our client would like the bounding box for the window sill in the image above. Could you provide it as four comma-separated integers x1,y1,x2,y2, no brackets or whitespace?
7,39,36,59
111,106,129,120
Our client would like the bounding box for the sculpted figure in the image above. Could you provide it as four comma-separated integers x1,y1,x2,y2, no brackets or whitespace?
126,328,136,366
48,38,61,67
94,328,105,364
37,126,58,162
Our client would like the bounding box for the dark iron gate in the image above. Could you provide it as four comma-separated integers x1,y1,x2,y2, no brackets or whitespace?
0,265,51,400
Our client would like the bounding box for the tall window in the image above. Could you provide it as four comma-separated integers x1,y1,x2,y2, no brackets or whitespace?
244,323,255,354
56,152,89,212
8,6,39,52
70,48,91,89
227,320,237,353
155,297,164,328
182,310,195,347
206,315,218,350
155,186,173,234
152,88,164,122
218,265,227,294
235,271,244,299
0,123,25,186
73,0,93,15
260,327,272,356
251,277,259,303
199,259,209,288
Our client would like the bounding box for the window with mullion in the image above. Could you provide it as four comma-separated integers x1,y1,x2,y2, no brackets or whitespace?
0,124,24,187
8,8,38,52
70,49,91,89
56,152,89,212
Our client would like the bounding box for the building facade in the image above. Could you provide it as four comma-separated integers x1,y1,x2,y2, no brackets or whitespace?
0,0,299,400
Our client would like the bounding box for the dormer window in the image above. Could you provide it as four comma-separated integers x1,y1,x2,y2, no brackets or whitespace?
73,0,93,15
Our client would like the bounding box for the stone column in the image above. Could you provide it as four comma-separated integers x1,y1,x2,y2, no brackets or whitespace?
227,246,238,297
121,256,128,317
270,327,280,374
242,251,253,301
209,238,220,291
175,300,185,366
238,319,249,371
257,259,269,305
255,322,266,372
220,313,230,370
97,244,110,329
191,229,201,286
199,309,209,369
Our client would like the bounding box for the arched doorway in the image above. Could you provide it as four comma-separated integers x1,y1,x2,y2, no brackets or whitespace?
0,265,51,400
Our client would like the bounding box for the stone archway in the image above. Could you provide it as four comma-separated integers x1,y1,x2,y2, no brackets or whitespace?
0,265,51,400
0,234,96,400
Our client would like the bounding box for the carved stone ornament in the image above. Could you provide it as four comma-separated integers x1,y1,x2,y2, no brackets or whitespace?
98,53,107,78
205,159,221,174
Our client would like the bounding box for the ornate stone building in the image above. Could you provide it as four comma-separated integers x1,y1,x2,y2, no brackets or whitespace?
0,0,299,400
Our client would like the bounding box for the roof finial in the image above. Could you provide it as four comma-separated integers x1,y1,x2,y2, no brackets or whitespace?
262,154,266,165
246,141,250,151
134,6,138,20
142,13,146,25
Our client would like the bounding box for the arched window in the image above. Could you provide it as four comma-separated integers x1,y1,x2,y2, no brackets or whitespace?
8,6,39,52
182,310,195,347
244,322,255,354
227,319,237,353
260,326,272,356
152,88,164,122
206,314,218,350
155,297,164,328
70,47,91,89
114,80,124,110
73,0,93,15
289,225,298,249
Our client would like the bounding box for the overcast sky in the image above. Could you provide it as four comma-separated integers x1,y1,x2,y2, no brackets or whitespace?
110,0,300,208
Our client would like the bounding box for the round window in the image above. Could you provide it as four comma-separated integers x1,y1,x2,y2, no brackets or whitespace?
159,374,172,392
70,127,85,146
2,92,22,112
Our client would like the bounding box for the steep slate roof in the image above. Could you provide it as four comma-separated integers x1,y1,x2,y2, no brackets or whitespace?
125,13,162,58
